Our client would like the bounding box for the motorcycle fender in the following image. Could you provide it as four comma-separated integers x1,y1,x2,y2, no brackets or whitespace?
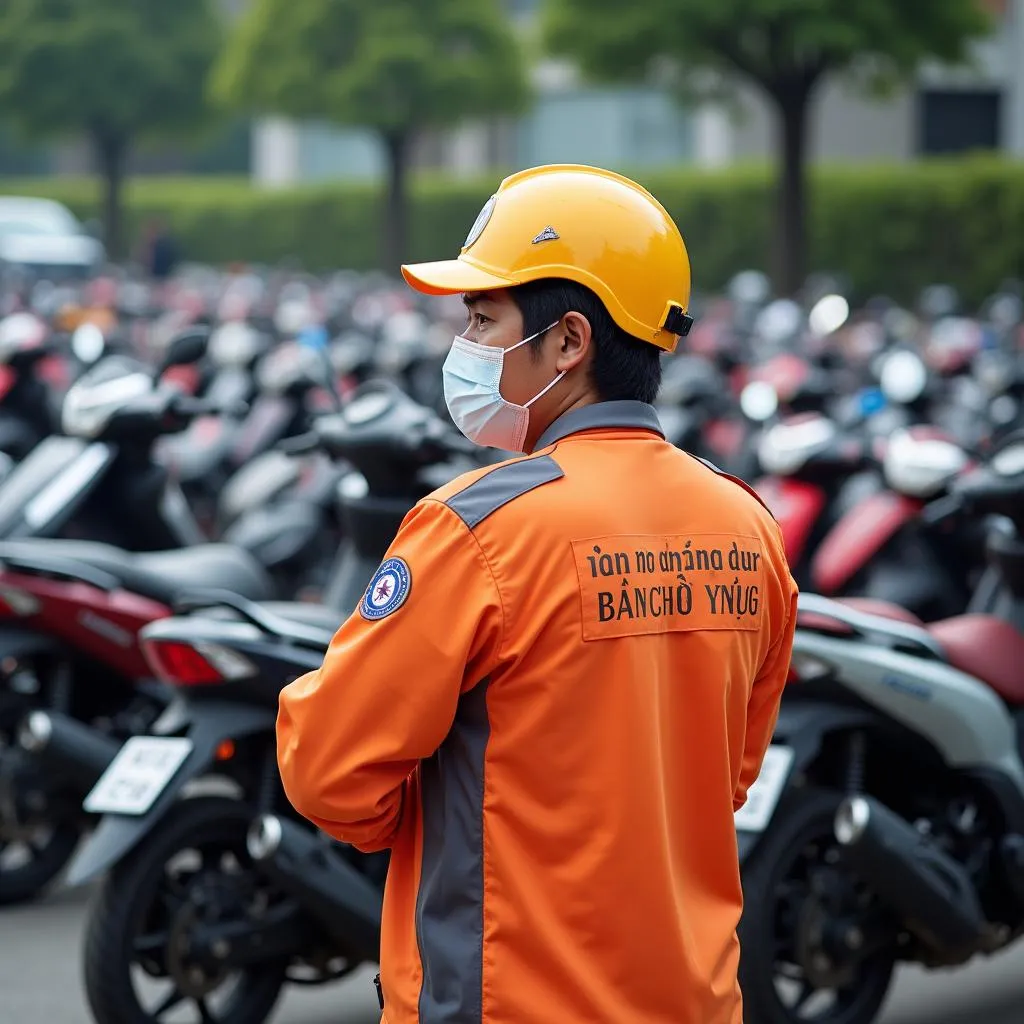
65,701,276,887
737,702,877,865
810,491,922,594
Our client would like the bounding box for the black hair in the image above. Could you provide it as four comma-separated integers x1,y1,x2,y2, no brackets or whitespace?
506,278,662,404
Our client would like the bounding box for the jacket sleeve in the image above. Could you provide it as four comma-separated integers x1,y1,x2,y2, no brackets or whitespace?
733,570,799,812
276,498,504,851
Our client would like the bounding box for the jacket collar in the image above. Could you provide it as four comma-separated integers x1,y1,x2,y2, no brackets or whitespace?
535,401,664,450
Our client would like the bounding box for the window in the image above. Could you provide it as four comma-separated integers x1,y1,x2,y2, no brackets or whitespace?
917,88,1002,154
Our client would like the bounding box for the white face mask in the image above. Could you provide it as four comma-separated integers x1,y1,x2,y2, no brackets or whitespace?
442,321,563,452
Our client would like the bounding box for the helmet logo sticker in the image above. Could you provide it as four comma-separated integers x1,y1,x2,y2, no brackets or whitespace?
464,195,496,251
532,226,560,244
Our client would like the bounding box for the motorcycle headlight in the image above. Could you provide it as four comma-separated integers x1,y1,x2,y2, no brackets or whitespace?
61,372,152,438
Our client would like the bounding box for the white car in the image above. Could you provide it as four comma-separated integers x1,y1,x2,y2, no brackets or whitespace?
0,196,105,279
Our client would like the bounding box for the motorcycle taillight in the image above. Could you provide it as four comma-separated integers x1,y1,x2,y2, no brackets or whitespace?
141,638,255,687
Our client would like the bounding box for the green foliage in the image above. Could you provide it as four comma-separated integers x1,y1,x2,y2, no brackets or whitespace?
5,157,1023,304
212,0,530,134
543,0,991,94
542,0,993,292
0,0,222,143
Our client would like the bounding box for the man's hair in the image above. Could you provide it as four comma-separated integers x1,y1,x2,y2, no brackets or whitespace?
507,279,662,404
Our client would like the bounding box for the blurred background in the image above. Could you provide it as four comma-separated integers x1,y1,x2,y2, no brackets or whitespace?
0,2,1022,1024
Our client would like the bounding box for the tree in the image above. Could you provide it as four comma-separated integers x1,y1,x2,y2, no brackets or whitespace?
544,0,993,294
0,0,222,259
213,0,530,272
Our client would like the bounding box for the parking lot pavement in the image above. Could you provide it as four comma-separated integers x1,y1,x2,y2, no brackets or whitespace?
2,885,1023,1023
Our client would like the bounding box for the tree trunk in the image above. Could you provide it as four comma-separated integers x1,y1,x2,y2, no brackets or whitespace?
381,131,411,275
90,129,128,261
771,86,812,296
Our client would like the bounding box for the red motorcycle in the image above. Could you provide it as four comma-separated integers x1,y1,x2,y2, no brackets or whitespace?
809,426,980,620
751,410,879,588
0,538,272,904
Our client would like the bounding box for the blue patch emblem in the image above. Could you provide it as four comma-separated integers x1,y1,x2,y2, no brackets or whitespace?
360,557,412,621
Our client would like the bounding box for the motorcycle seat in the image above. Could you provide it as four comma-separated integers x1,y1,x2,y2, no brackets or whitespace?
0,540,274,607
836,597,924,627
798,597,925,634
926,615,1024,705
256,601,346,634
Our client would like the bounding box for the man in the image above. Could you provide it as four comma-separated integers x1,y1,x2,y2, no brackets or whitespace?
277,164,798,1023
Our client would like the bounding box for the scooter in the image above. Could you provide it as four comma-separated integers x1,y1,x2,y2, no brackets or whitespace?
57,381,477,1023
0,328,292,905
734,431,1024,1024
808,425,982,620
0,327,214,549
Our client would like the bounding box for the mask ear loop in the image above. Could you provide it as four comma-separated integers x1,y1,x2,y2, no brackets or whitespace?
504,319,561,355
524,369,567,408
519,320,568,408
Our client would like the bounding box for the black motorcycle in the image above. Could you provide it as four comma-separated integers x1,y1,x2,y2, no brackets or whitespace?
44,382,478,1023
736,432,1024,1024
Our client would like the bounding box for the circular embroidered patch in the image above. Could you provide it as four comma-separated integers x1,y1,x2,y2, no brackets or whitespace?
463,194,496,251
360,557,412,620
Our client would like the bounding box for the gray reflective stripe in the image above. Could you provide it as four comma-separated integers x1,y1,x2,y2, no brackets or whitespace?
417,679,491,1023
444,455,563,530
534,400,664,449
686,451,775,518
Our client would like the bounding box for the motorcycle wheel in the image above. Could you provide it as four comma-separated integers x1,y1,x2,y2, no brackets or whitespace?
0,816,81,905
739,788,896,1024
83,796,287,1024
0,743,83,905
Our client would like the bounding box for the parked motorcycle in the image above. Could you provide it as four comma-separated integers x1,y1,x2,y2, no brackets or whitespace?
58,381,477,1022
735,430,1024,1024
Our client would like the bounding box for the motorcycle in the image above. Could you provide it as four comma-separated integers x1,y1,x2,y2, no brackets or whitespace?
808,424,982,620
0,532,275,904
0,328,214,548
59,381,477,1022
735,430,1024,1024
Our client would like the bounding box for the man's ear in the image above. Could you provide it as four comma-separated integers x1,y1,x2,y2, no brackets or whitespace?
556,311,592,372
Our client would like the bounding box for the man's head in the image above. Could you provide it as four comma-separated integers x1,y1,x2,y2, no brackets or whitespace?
459,280,663,451
402,164,692,451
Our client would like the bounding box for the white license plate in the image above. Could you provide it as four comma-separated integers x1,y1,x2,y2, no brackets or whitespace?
83,736,194,816
734,745,794,833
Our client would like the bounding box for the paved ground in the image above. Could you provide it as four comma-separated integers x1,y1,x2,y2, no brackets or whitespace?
2,884,1023,1023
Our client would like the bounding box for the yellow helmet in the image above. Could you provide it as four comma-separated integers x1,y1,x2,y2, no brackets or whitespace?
401,164,693,352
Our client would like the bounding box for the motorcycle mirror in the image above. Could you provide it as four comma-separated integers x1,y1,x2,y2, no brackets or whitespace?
727,270,771,307
880,351,927,404
754,299,804,346
298,324,342,412
159,327,210,372
919,283,959,320
991,440,1024,477
71,323,106,364
808,294,850,336
740,381,779,422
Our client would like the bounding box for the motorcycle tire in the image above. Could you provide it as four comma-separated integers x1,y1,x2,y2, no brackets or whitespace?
738,787,896,1024
0,816,81,905
83,796,286,1024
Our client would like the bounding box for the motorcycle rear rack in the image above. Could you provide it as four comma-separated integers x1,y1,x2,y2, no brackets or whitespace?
796,593,946,661
173,588,333,649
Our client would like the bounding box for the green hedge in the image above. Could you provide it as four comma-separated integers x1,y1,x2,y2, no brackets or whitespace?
2,156,1023,304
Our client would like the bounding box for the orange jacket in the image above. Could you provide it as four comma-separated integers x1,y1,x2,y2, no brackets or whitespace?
277,401,798,1024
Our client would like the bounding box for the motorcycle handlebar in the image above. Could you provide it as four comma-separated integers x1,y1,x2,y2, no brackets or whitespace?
276,432,320,455
919,493,965,526
172,395,249,419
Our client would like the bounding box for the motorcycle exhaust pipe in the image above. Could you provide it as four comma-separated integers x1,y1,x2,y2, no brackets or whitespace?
247,814,382,961
17,711,121,789
835,796,987,955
